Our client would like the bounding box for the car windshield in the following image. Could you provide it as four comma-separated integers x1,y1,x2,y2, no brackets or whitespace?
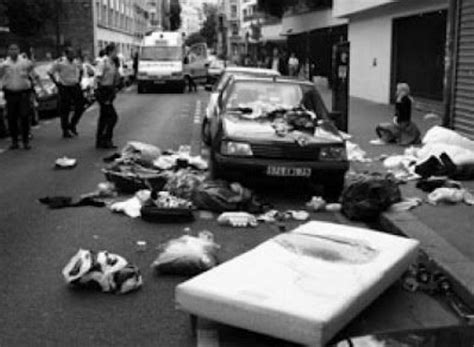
217,71,277,91
224,81,304,112
140,46,182,61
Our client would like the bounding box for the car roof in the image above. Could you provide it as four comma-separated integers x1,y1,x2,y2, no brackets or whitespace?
231,75,314,86
224,66,280,76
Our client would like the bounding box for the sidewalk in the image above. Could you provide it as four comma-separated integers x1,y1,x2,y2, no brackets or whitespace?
315,81,474,309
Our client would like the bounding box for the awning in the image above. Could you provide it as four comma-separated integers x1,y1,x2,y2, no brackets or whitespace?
261,22,286,43
281,8,347,36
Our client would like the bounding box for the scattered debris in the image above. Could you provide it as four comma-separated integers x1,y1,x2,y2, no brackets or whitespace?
39,196,106,209
306,196,327,212
55,157,77,169
110,190,151,218
341,173,401,221
325,203,342,212
136,241,147,252
218,212,258,228
427,188,474,206
388,197,423,212
346,141,372,163
62,249,143,294
151,231,220,276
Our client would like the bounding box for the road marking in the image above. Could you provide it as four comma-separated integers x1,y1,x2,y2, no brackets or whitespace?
193,100,202,125
196,329,219,347
191,100,203,156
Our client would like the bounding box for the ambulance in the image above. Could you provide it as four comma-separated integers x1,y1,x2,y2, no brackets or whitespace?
137,31,208,93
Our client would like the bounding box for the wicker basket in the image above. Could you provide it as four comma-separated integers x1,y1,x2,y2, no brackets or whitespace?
103,170,167,194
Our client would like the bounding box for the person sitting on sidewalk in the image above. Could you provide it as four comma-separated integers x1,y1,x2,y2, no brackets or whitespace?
372,83,421,146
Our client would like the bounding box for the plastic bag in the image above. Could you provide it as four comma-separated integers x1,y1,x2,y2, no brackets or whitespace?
193,180,254,212
62,249,142,294
122,141,161,165
341,173,402,221
151,231,220,276
110,190,151,218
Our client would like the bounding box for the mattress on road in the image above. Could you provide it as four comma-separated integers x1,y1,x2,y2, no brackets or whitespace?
176,221,420,346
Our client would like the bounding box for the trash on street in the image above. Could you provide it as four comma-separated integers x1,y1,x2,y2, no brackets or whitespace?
306,196,327,211
151,231,220,276
427,188,474,206
62,249,142,294
110,189,151,218
55,157,77,169
341,173,401,221
140,191,195,223
39,196,106,209
175,221,419,346
217,212,258,228
325,203,342,212
346,141,372,163
388,197,423,212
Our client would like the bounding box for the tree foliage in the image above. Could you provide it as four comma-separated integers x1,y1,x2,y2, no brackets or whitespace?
185,32,206,47
0,0,58,36
200,4,218,49
169,0,182,31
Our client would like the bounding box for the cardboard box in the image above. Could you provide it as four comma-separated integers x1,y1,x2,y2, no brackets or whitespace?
176,221,419,346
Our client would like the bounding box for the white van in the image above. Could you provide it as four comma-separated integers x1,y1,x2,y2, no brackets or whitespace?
137,31,208,93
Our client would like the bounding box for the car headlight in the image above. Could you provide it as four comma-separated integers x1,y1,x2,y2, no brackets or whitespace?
319,146,347,161
221,141,253,157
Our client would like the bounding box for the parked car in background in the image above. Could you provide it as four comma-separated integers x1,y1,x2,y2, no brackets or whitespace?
202,66,280,146
206,75,349,200
204,57,225,88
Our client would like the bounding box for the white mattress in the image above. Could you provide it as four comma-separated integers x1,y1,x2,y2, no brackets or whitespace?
175,221,419,346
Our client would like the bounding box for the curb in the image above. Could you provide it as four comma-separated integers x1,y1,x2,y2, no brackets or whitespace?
379,210,474,310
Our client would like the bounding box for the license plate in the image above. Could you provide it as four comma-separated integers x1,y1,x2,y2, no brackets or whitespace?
266,166,312,177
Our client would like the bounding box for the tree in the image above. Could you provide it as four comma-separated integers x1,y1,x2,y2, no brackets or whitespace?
185,32,206,47
200,4,218,49
169,0,182,31
0,0,57,36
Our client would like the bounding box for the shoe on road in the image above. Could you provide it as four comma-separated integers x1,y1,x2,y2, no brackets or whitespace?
69,126,78,136
63,131,73,139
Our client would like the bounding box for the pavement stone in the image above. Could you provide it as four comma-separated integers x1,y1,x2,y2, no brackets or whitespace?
315,81,474,309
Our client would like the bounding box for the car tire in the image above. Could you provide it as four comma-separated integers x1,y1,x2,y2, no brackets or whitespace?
201,117,211,146
318,172,346,203
209,150,223,180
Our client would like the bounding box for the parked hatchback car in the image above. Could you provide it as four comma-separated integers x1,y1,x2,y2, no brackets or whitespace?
202,66,280,146
206,76,349,199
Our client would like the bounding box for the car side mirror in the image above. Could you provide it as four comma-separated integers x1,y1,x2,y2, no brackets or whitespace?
328,111,343,130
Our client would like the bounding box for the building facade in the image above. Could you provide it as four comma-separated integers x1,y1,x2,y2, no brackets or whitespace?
333,0,448,105
180,0,205,35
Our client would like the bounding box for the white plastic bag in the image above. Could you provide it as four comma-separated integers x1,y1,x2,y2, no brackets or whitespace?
151,231,220,275
62,249,143,294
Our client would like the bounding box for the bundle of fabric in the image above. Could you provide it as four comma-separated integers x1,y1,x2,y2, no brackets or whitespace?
151,231,220,276
193,180,265,213
121,141,161,166
103,161,167,193
341,173,402,221
163,169,207,201
62,249,142,294
413,126,474,180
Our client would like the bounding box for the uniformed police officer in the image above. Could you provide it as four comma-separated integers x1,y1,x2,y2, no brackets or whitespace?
0,43,43,150
95,43,120,149
48,46,85,138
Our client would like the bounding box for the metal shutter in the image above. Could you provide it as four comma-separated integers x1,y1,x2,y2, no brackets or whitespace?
453,0,474,138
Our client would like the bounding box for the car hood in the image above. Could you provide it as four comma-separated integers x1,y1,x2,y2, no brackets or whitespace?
222,114,343,144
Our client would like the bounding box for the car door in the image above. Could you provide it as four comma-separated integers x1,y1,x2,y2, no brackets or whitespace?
184,43,208,84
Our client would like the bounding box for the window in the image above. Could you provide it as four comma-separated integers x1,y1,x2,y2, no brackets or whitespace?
231,5,237,18
232,23,239,36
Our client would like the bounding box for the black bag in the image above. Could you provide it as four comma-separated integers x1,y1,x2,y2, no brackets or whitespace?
341,173,401,221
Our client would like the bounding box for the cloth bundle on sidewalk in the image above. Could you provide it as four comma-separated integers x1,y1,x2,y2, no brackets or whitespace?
341,173,402,221
151,231,220,276
193,180,264,213
121,141,161,166
62,249,142,294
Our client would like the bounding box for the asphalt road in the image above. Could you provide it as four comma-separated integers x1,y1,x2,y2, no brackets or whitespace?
0,86,459,347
